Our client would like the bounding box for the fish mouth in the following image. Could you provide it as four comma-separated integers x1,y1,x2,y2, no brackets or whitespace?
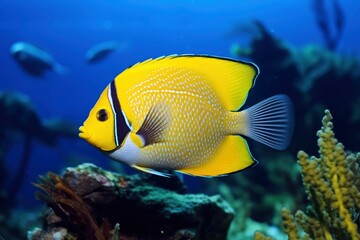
79,125,91,140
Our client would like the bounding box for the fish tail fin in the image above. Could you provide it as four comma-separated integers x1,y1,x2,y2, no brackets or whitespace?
239,94,294,150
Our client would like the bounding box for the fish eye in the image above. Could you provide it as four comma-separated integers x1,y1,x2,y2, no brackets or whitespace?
96,109,109,122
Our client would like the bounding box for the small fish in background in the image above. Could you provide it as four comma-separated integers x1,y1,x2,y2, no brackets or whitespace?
79,55,294,177
85,40,127,64
10,41,68,77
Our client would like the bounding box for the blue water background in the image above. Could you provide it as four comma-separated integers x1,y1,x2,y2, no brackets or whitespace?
0,0,359,209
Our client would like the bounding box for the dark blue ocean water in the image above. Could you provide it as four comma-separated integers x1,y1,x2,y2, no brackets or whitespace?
0,0,359,209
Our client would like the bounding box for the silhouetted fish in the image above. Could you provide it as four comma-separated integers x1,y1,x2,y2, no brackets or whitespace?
10,41,68,77
85,41,127,64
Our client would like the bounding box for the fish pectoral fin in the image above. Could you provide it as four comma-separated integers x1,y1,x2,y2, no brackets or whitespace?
136,103,171,146
132,165,171,177
178,135,258,177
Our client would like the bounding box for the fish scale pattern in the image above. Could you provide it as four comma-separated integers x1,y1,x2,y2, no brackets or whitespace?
126,66,231,169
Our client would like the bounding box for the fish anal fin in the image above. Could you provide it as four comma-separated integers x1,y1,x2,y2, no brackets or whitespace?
136,103,171,146
132,165,171,177
178,135,257,177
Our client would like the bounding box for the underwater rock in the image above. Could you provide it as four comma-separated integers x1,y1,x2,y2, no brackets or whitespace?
30,163,234,240
10,41,68,77
28,228,70,240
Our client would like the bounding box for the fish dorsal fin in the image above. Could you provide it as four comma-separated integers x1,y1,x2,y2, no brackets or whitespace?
118,55,259,111
136,103,171,146
178,135,257,177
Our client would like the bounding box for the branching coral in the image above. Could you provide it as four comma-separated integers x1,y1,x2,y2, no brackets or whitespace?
281,109,360,239
33,172,109,240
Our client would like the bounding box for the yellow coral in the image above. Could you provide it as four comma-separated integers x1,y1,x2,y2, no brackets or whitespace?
253,231,274,240
281,208,301,240
281,109,360,240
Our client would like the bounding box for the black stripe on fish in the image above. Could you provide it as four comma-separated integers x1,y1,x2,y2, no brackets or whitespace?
109,81,130,147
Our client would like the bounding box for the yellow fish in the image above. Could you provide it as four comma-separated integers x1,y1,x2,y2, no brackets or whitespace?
79,55,293,177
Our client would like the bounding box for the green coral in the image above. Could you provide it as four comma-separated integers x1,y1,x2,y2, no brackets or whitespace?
281,110,360,239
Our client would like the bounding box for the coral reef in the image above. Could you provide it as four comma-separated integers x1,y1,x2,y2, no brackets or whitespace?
225,20,360,238
281,109,360,239
253,231,275,240
29,163,234,240
0,91,80,239
230,21,360,154
0,91,79,210
206,153,299,240
0,208,43,240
